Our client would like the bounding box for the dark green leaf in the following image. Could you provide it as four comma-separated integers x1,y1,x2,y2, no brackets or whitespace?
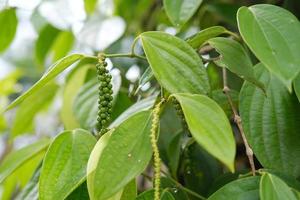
39,129,96,200
186,26,228,48
140,31,210,95
87,111,152,200
237,4,300,90
163,0,203,27
208,176,260,200
293,73,300,102
260,173,297,200
208,37,265,92
0,139,50,183
239,63,300,178
173,93,236,172
0,8,18,53
4,54,84,111
211,89,238,117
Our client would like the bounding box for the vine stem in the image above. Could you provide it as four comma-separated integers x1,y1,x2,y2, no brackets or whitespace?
222,68,256,176
150,99,165,200
86,53,147,61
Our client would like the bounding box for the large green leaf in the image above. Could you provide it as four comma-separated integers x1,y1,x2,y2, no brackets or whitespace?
186,26,228,48
39,129,96,200
87,111,152,200
4,54,84,111
237,4,300,90
163,0,203,27
208,176,260,200
140,31,210,95
239,63,300,178
11,83,58,137
0,139,50,183
173,93,235,172
260,173,297,200
207,37,265,92
0,7,18,53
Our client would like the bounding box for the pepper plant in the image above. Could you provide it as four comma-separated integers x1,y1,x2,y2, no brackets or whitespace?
0,0,300,200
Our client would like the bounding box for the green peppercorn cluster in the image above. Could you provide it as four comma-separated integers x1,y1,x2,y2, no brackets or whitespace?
96,55,113,134
171,97,188,130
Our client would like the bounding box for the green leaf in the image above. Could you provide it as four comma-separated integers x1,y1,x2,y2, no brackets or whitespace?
208,176,260,200
208,37,265,92
35,24,61,65
163,0,203,27
61,63,93,129
39,129,96,200
84,0,98,14
87,111,152,200
4,54,84,111
237,4,300,90
0,138,50,183
211,89,238,117
136,189,175,200
140,31,210,95
186,26,228,48
134,67,153,95
239,63,300,178
15,167,40,200
293,73,300,102
109,95,156,128
50,31,75,61
66,182,89,200
0,7,18,53
172,93,235,172
260,173,297,200
11,83,58,137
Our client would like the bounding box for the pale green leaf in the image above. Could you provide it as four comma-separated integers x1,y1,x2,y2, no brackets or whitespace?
0,138,50,183
51,31,75,61
239,63,300,178
237,4,300,90
39,129,96,200
87,111,152,200
0,7,18,53
208,37,265,92
186,26,228,48
260,173,297,200
140,31,210,95
84,0,98,14
173,93,235,172
163,0,203,27
4,54,84,111
11,83,58,137
208,176,260,200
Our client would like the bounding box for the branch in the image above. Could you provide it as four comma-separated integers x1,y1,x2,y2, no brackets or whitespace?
222,68,256,176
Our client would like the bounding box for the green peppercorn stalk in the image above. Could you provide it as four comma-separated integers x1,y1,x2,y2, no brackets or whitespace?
96,53,114,135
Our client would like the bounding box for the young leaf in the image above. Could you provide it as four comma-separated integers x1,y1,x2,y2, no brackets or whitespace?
87,111,152,200
208,176,260,200
0,138,50,183
163,0,203,27
186,26,228,49
239,64,300,178
0,7,18,53
4,54,84,111
237,4,300,90
140,31,210,95
208,37,265,92
39,129,96,200
11,83,58,137
260,173,297,200
172,93,236,172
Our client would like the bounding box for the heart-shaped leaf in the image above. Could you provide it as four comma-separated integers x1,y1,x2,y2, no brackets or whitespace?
237,4,300,90
172,93,236,172
239,63,300,178
207,37,265,92
260,173,297,200
140,31,210,95
39,129,96,200
87,111,152,200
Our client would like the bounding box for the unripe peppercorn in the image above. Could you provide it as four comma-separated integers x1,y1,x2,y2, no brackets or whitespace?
96,55,114,134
